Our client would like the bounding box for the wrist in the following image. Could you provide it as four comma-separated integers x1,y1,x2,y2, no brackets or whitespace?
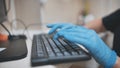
103,50,117,68
113,57,120,68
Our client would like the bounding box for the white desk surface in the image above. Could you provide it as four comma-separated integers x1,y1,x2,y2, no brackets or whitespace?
0,29,98,68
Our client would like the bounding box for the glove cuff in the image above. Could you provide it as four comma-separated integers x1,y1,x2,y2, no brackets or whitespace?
104,50,117,68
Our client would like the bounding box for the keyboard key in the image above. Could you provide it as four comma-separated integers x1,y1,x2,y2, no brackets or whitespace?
58,38,77,55
53,39,71,56
62,39,81,54
45,35,63,56
34,36,45,57
41,35,56,57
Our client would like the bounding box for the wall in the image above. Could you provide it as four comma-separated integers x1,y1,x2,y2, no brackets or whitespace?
89,0,120,18
14,0,83,29
4,0,120,30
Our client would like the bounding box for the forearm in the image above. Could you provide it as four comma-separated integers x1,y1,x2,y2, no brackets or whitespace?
84,18,106,33
113,57,120,68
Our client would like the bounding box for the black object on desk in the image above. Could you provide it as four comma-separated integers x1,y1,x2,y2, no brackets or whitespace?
0,39,27,62
31,34,91,66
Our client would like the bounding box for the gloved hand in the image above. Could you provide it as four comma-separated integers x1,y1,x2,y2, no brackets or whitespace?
47,23,75,34
47,23,117,68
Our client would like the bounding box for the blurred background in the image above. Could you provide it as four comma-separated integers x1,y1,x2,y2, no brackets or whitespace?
0,0,120,68
5,0,120,30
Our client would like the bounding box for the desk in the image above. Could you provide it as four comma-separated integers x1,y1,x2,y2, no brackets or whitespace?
0,30,99,68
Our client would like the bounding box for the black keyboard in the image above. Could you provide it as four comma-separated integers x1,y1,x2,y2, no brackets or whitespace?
31,34,91,66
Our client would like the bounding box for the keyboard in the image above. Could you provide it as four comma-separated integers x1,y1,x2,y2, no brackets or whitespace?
31,34,91,66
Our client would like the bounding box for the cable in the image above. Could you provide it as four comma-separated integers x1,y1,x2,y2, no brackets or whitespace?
1,19,29,40
0,23,11,36
8,18,42,40
11,18,27,29
10,19,40,40
23,23,40,34
6,0,11,15
9,18,28,34
0,18,27,39
11,19,30,35
23,23,41,41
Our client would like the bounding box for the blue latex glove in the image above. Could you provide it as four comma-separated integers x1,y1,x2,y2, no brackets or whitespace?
47,24,117,68
47,23,75,34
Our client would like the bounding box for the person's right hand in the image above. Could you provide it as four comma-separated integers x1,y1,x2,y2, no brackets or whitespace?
47,23,117,68
47,23,75,34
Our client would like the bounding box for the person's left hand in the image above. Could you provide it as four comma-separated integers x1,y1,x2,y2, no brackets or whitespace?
47,23,75,34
